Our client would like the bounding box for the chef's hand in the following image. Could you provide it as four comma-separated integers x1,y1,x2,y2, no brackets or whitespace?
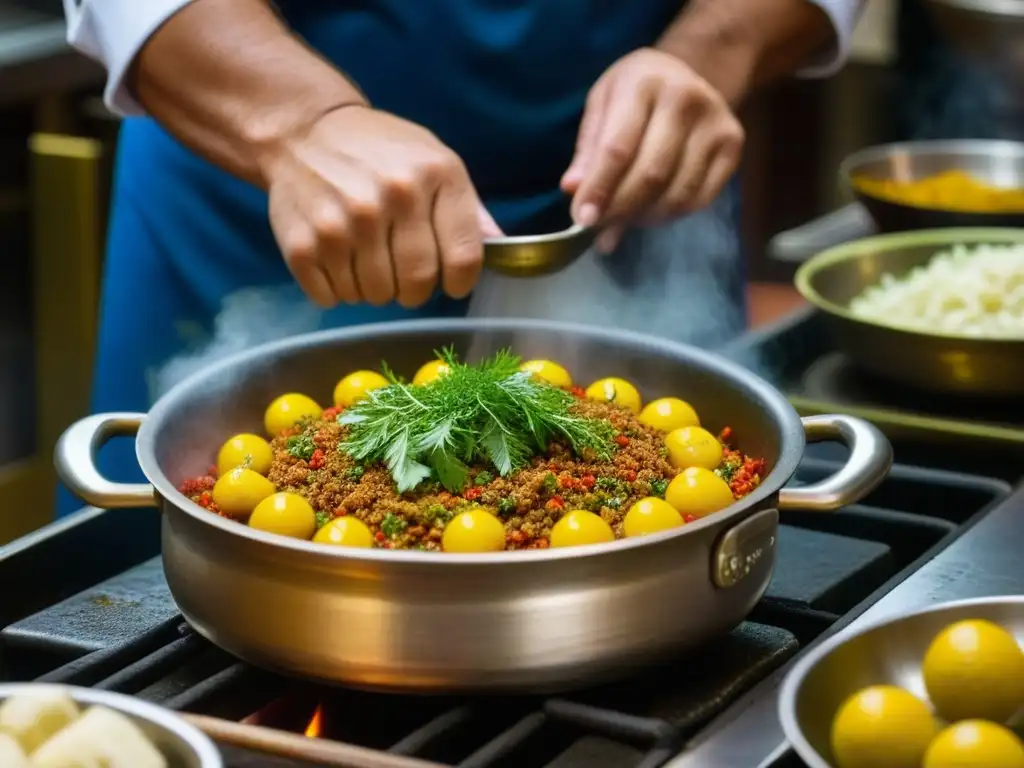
561,48,745,253
263,105,501,308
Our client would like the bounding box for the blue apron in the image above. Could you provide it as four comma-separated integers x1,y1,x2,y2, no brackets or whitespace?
59,0,736,518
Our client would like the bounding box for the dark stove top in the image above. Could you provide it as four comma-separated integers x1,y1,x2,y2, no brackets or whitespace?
724,308,1024,481
2,309,1023,768
0,449,1011,767
800,353,1024,429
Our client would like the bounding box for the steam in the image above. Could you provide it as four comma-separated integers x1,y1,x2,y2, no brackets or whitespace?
470,184,770,376
603,190,747,350
149,283,323,401
150,187,768,402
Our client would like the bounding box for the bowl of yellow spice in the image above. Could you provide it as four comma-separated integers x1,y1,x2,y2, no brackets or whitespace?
769,139,1024,263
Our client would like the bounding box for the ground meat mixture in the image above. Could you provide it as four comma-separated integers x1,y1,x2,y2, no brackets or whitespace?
180,396,766,552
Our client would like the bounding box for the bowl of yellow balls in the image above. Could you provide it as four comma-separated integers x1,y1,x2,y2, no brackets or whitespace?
779,595,1024,768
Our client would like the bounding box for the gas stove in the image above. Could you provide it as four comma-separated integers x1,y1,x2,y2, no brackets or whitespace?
2,308,1024,768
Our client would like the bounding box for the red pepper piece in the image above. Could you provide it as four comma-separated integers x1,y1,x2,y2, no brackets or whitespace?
308,449,326,470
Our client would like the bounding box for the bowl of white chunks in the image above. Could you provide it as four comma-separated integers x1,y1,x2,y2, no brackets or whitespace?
0,683,222,767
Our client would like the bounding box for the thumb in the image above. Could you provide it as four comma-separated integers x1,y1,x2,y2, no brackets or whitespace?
478,203,503,238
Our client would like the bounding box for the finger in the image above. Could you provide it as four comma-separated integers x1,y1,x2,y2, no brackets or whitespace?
595,223,626,255
478,203,503,238
346,187,395,306
390,196,439,309
691,138,743,211
562,82,611,194
649,132,711,222
655,115,742,219
269,189,336,307
353,226,394,306
327,248,360,304
309,198,360,304
601,93,687,224
377,170,438,309
331,247,360,305
433,164,485,299
572,82,655,226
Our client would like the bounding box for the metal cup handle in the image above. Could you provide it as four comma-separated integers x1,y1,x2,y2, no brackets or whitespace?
777,415,892,512
55,412,158,508
768,203,877,263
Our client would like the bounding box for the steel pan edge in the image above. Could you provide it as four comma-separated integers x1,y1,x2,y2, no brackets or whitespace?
161,492,779,692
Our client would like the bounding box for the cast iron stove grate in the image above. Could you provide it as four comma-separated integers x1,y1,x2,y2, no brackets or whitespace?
0,456,1010,768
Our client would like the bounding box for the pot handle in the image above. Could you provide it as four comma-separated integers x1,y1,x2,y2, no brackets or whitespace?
55,413,158,508
768,203,877,263
777,414,892,512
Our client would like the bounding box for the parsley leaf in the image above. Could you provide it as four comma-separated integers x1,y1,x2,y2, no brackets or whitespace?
287,433,315,461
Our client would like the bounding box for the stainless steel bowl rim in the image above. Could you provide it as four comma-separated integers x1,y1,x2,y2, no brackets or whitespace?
777,594,1024,767
0,682,223,767
137,317,806,565
839,139,1024,216
795,227,1024,343
483,223,591,246
839,139,1024,181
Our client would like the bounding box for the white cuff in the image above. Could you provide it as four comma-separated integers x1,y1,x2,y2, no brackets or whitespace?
799,0,866,78
64,0,194,116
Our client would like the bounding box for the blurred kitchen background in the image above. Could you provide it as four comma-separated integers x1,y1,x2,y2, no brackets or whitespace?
0,0,1014,542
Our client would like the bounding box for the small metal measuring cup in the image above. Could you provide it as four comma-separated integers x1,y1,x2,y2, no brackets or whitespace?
483,224,596,277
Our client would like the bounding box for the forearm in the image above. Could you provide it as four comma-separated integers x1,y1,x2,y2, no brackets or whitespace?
131,0,367,187
657,0,836,107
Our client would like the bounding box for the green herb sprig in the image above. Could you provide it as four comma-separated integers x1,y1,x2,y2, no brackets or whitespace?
286,433,315,461
339,348,614,493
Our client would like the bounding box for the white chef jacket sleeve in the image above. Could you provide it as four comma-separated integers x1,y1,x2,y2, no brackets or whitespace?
800,0,866,77
63,0,194,116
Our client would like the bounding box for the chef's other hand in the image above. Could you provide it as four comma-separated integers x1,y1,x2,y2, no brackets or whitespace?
561,48,744,253
263,105,501,308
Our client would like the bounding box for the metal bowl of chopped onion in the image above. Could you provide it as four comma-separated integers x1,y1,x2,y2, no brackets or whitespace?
795,227,1024,396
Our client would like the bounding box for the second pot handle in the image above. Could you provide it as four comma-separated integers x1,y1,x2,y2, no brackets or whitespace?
768,203,877,263
55,413,158,508
777,415,892,512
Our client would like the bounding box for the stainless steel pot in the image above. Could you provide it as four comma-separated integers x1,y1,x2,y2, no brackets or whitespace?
0,683,223,767
796,228,1024,396
56,319,892,693
769,139,1024,264
779,595,1024,768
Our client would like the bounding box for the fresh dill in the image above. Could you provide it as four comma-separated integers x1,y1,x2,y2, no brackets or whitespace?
339,347,614,493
